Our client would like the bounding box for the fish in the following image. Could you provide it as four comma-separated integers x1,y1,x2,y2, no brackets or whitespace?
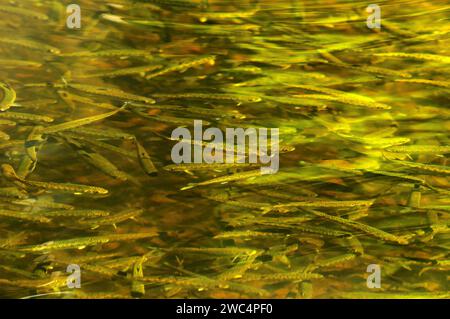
135,140,157,176
374,52,450,64
336,131,410,146
0,37,60,54
385,145,450,154
0,111,53,123
39,106,124,134
0,82,16,111
306,209,409,245
25,126,46,161
145,55,216,80
0,209,51,223
237,271,323,282
291,84,391,110
213,230,283,239
335,291,450,299
389,159,450,175
60,49,151,58
205,192,273,211
1,164,109,195
164,162,259,173
78,64,162,79
130,259,146,297
11,198,74,210
67,83,156,104
181,169,265,190
0,59,42,68
16,155,37,179
272,199,374,212
64,137,130,182
18,232,157,252
57,90,118,111
69,127,135,140
171,247,260,256
33,209,110,218
396,78,450,89
61,132,137,158
152,92,262,104
80,209,144,229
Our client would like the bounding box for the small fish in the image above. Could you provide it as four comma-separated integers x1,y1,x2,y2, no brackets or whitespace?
135,140,157,176
171,247,260,256
60,49,151,58
408,184,422,208
62,132,137,158
0,111,53,123
0,37,60,54
396,78,450,89
33,209,110,218
0,59,42,68
58,90,118,110
181,169,265,190
145,55,216,80
67,83,155,104
204,192,272,211
385,145,450,154
70,127,135,140
16,155,37,179
336,132,410,148
64,137,129,182
306,209,409,245
152,92,262,104
130,259,146,297
291,84,391,110
390,159,450,175
80,209,143,229
1,164,109,195
78,64,162,79
335,291,450,299
18,232,157,252
25,126,46,162
39,106,124,134
0,82,16,111
237,271,323,282
164,162,259,173
213,230,282,239
374,52,450,64
11,198,74,210
272,199,374,212
365,169,426,185
0,209,50,223
307,254,357,272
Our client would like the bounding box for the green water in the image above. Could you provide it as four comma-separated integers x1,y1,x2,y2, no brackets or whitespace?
0,0,449,298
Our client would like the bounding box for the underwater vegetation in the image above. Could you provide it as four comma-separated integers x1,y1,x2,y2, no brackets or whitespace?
0,0,449,299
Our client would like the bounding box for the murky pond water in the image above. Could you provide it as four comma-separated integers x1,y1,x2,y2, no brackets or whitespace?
0,0,449,298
